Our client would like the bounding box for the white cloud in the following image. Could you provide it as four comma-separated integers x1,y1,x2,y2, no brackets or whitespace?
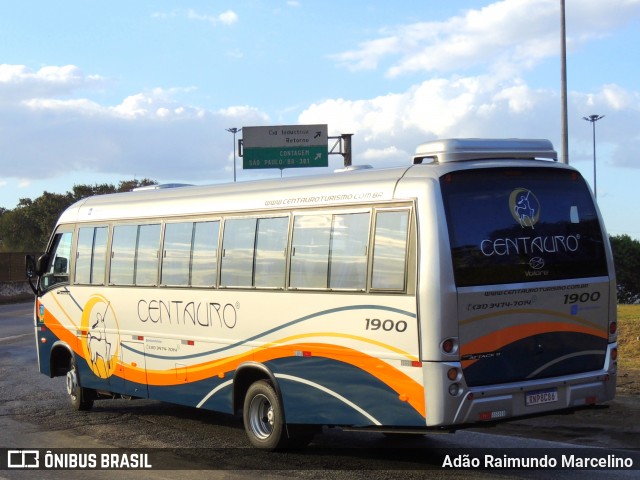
226,48,244,60
361,146,407,163
300,75,547,147
186,9,238,26
2,0,640,204
153,9,239,26
151,11,175,20
218,10,239,25
601,84,639,111
0,65,268,182
110,90,202,119
299,73,640,172
219,105,266,118
0,64,105,102
572,84,640,168
330,0,640,78
314,0,640,174
24,98,102,113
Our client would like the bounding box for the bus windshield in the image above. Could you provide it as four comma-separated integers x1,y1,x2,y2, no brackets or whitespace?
440,167,608,287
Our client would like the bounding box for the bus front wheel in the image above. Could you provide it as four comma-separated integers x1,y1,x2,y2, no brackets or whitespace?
243,380,287,450
66,357,94,411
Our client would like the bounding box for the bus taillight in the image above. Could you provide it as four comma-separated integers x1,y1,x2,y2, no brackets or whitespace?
441,338,458,355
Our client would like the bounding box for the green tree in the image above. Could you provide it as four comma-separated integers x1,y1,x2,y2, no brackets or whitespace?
70,183,117,199
610,234,640,303
0,203,40,251
0,193,74,251
69,179,156,199
0,179,157,252
117,178,156,192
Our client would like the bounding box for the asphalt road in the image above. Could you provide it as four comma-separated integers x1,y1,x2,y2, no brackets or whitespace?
0,301,638,480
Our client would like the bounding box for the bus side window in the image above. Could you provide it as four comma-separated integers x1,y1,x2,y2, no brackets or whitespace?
191,221,219,287
290,214,332,289
162,222,194,286
110,224,160,286
92,227,108,285
136,224,161,286
110,225,137,285
329,212,370,290
42,231,73,290
75,226,108,285
254,217,288,288
220,218,257,287
371,210,409,291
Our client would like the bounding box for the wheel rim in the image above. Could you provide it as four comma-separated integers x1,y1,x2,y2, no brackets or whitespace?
248,393,274,440
66,369,78,400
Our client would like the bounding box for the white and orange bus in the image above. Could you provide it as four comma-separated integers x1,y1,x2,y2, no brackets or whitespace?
27,138,617,449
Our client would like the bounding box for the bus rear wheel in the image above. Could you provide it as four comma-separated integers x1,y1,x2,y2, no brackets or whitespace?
243,380,315,449
243,380,286,450
66,357,94,411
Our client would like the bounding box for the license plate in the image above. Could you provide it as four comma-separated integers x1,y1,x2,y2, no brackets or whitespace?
525,388,558,406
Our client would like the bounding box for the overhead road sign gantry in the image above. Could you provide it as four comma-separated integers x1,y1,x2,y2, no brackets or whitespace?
242,124,328,170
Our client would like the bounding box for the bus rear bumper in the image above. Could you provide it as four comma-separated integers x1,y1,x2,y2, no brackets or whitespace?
458,374,615,425
425,343,617,427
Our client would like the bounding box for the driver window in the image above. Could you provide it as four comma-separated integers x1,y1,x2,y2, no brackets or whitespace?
42,231,73,290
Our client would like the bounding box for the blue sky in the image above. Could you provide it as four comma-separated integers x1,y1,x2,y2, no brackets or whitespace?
1,0,639,239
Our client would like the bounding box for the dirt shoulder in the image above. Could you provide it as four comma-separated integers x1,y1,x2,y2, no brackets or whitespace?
617,367,640,396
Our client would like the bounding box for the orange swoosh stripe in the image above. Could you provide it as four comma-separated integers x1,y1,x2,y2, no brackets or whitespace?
460,308,603,331
124,342,425,417
43,306,425,417
43,302,82,354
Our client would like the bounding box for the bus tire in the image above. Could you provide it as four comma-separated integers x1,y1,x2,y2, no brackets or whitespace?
243,380,287,450
66,357,94,411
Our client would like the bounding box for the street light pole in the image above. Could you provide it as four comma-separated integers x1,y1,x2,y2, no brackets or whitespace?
582,114,604,199
560,0,569,164
226,127,241,182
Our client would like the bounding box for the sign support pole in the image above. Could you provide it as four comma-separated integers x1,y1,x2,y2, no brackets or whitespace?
328,133,353,167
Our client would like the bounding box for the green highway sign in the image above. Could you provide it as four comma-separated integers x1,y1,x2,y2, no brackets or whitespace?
242,124,328,169
244,145,328,169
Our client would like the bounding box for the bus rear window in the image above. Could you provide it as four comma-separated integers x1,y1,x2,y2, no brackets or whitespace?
440,167,608,287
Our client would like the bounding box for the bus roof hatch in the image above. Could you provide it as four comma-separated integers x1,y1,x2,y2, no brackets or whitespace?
412,138,558,164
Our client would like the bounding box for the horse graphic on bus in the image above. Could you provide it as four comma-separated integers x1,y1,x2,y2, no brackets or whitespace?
87,308,112,377
81,295,120,379
510,188,540,229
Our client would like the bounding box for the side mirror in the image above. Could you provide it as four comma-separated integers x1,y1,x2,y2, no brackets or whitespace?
36,253,50,276
25,254,40,295
25,255,36,279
